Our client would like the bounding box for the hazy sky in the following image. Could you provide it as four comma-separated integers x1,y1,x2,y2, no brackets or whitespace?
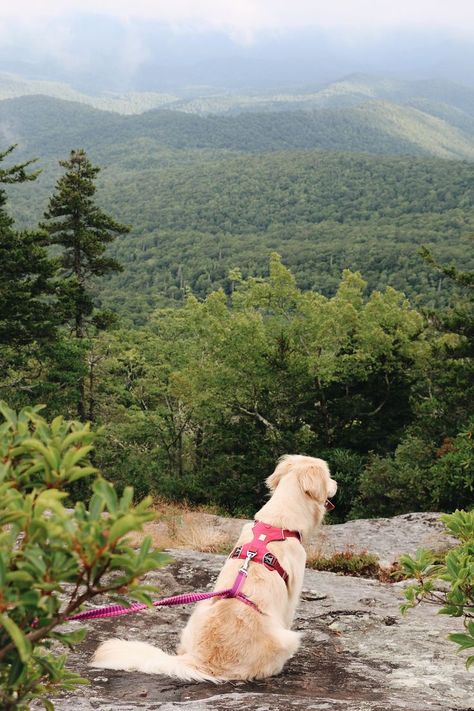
1,0,474,43
1,1,473,91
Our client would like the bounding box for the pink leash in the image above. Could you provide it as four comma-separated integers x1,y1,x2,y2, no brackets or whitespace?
67,555,259,623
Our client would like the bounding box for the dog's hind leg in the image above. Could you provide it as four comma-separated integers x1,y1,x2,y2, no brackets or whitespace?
253,627,302,679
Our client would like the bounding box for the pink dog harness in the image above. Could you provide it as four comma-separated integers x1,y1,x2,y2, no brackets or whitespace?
230,521,301,583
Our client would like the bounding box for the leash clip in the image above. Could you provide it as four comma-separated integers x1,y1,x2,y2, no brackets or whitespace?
240,550,256,575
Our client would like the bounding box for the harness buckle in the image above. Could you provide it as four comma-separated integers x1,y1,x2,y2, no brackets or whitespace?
239,550,257,575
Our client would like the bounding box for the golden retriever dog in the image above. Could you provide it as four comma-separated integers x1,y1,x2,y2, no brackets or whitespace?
91,454,337,681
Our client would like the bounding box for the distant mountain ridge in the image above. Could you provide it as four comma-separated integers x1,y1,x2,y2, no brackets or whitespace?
312,74,474,112
1,91,474,162
2,71,474,118
0,72,179,115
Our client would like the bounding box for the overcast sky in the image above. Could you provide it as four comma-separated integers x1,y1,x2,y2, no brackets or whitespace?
1,1,473,91
1,0,474,43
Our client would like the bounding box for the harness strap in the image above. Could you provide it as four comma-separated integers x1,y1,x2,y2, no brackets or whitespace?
230,520,301,584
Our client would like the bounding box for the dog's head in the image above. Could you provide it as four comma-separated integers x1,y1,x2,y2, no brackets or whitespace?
266,454,337,509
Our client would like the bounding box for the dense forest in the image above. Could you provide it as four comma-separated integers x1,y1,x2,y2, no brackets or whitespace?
2,93,474,161
2,85,473,323
7,144,474,324
1,144,472,522
1,76,473,521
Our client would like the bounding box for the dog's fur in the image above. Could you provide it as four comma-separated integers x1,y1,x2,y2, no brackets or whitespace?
91,454,337,681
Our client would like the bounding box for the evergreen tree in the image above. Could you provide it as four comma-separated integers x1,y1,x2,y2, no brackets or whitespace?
42,149,129,419
0,146,58,348
42,149,129,337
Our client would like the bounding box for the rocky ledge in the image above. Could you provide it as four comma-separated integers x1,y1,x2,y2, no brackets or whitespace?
176,511,459,566
58,529,472,711
316,512,459,565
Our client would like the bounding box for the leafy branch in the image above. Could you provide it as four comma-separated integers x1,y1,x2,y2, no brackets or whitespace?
400,510,474,670
0,402,170,710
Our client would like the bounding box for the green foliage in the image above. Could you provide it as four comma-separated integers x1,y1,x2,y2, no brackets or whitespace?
0,402,169,710
400,510,474,669
430,421,474,511
354,424,474,518
1,232,470,522
353,436,436,518
418,246,474,438
0,145,58,348
39,149,129,420
355,249,474,518
89,257,431,516
7,137,474,325
41,149,128,338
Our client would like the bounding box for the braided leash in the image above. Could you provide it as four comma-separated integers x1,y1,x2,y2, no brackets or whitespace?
67,565,259,622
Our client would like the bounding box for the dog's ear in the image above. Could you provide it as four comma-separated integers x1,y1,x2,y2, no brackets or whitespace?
297,459,332,503
266,455,293,492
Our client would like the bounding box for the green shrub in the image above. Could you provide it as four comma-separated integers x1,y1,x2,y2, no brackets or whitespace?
353,419,474,519
0,402,169,710
353,436,436,518
307,550,380,578
400,509,474,669
430,420,474,511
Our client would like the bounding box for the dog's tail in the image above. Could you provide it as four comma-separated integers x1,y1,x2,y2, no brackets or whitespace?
91,639,217,681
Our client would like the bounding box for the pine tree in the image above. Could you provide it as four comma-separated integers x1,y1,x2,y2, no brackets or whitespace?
41,149,129,419
0,145,58,348
42,149,129,339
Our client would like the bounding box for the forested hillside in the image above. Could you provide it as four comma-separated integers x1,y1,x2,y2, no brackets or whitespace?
0,116,472,525
8,145,473,323
2,93,474,160
2,88,473,324
3,71,474,119
0,71,179,114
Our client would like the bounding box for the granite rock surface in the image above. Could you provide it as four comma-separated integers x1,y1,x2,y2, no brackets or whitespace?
57,536,473,711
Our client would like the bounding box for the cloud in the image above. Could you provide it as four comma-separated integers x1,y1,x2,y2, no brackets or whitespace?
1,0,473,91
1,0,474,44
